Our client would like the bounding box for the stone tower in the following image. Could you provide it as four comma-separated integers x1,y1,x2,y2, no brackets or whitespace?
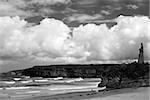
138,43,144,64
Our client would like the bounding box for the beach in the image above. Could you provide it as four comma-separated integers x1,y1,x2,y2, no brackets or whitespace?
28,87,149,100
0,86,149,100
0,78,103,100
0,77,149,100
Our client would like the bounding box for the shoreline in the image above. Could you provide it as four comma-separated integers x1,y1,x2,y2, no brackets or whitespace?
0,86,149,100
22,86,149,100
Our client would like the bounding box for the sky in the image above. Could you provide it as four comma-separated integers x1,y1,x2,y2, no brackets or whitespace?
0,0,149,72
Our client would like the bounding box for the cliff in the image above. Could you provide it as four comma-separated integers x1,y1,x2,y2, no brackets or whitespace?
0,63,149,89
1,63,149,79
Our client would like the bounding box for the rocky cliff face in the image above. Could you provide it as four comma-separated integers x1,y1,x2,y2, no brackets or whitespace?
0,63,149,89
21,63,149,79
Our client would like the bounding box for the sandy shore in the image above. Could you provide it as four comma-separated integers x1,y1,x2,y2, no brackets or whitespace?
0,86,105,100
0,87,149,100
20,87,149,100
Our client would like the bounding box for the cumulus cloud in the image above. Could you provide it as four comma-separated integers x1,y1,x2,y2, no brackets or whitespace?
72,15,150,61
112,15,150,59
0,16,88,65
73,24,117,60
0,16,71,59
0,15,149,72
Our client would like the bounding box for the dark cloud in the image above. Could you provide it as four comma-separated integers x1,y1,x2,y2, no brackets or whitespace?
0,0,148,26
